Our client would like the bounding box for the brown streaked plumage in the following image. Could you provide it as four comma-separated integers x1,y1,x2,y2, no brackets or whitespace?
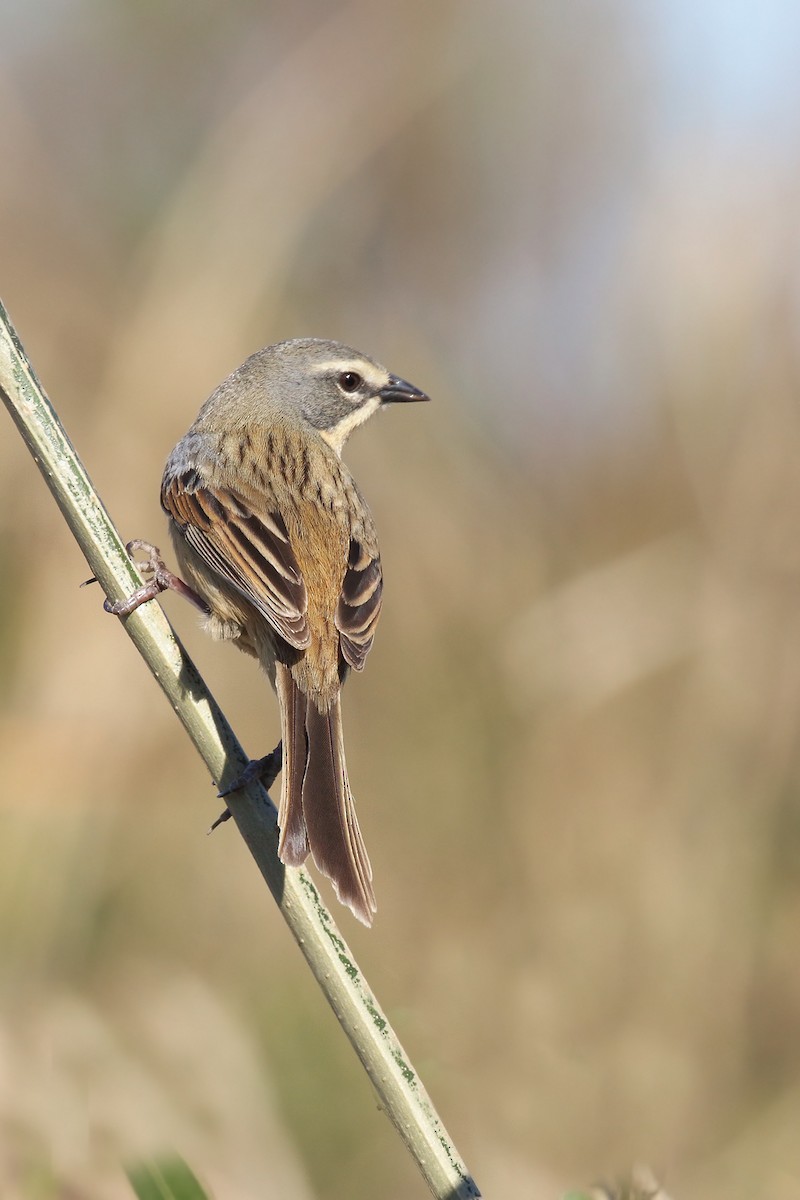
158,338,428,925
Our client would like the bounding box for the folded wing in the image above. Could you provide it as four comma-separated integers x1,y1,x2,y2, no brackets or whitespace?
162,472,310,649
335,537,383,670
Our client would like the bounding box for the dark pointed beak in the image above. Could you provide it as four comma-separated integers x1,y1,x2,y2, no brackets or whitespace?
379,374,430,404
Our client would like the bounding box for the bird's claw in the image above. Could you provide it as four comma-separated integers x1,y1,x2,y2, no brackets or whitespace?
209,743,283,835
217,744,283,799
102,540,210,617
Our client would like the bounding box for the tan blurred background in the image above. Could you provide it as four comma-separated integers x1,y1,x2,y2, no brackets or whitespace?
3,2,800,1197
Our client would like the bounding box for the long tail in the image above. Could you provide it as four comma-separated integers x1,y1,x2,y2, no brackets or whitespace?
274,662,376,926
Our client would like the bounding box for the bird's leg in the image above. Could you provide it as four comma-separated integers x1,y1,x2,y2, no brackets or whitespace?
102,539,210,617
217,741,283,798
210,741,284,831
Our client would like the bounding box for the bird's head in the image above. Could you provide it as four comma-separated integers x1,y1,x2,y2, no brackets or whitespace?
247,337,429,454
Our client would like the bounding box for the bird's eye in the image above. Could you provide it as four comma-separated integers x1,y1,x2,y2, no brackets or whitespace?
338,371,363,393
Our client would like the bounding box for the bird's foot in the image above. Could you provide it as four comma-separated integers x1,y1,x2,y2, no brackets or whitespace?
98,539,210,617
210,742,284,831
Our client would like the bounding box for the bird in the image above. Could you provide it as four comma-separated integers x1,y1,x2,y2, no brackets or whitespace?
116,338,428,925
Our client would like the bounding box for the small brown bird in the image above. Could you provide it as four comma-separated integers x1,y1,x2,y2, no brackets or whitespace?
119,339,428,925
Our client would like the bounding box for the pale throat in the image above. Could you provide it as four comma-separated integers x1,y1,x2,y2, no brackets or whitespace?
319,395,382,456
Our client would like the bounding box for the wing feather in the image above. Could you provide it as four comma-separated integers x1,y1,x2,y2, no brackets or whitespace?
162,471,310,649
335,537,383,671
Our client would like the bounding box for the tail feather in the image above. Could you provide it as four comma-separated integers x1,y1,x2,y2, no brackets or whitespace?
274,663,376,926
275,663,309,865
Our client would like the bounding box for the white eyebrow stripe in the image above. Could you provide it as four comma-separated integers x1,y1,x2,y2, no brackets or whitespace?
309,360,359,374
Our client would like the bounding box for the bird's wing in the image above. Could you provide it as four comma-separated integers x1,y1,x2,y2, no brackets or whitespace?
335,537,383,671
162,471,310,649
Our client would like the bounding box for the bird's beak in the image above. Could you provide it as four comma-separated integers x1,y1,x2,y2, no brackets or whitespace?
379,374,430,405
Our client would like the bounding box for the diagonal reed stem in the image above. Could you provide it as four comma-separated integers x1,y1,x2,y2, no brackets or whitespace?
0,299,480,1200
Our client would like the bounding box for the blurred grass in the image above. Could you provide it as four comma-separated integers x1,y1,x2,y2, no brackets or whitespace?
127,1158,211,1200
3,1,800,1198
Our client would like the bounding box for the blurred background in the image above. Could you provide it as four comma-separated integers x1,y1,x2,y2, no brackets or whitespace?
3,1,800,1197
